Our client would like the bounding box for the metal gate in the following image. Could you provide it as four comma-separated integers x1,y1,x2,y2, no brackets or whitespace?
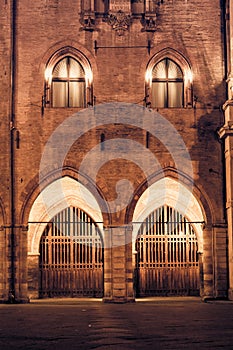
39,207,103,298
134,205,200,296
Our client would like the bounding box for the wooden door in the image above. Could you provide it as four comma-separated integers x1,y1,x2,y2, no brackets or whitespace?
39,207,103,298
134,205,200,296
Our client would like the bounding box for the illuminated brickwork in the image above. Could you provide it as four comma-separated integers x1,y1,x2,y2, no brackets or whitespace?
0,0,230,302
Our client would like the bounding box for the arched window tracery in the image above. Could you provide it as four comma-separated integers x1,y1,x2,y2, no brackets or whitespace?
145,50,193,108
44,48,93,109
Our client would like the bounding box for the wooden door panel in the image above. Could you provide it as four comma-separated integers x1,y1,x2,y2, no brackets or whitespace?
135,205,200,296
39,207,103,298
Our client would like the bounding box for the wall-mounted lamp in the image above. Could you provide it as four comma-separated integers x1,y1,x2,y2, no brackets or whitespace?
85,70,93,86
186,71,193,85
145,70,151,86
144,72,151,108
41,68,52,116
185,71,193,107
44,67,52,83
41,85,50,116
143,95,151,108
86,85,94,107
85,70,94,106
144,70,152,108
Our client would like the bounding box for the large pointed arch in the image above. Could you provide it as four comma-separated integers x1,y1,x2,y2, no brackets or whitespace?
132,177,205,252
28,176,104,255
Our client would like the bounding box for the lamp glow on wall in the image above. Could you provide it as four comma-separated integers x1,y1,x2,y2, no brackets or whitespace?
85,69,94,106
144,70,152,107
42,67,52,115
185,70,193,107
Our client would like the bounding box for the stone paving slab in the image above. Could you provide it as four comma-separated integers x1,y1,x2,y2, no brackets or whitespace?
0,297,233,349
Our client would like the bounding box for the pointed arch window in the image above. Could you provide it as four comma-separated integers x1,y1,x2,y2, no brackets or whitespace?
43,48,93,111
151,58,184,108
145,50,193,109
52,56,86,108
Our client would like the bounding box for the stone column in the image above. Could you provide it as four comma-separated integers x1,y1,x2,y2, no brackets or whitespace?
103,225,134,303
202,225,214,299
219,121,233,300
13,226,29,302
202,224,228,299
80,0,96,31
0,226,7,301
213,226,228,298
27,253,40,300
219,0,233,301
198,252,204,298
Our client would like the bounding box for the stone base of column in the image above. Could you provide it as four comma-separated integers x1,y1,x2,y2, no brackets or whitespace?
0,298,10,303
103,296,135,303
2,296,30,304
228,289,233,300
103,226,135,303
11,298,30,304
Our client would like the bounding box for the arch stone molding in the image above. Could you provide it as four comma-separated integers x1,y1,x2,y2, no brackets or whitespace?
28,176,104,256
44,46,93,80
20,167,111,227
39,42,98,108
43,45,94,106
40,40,98,78
145,47,193,107
126,168,213,226
131,177,205,252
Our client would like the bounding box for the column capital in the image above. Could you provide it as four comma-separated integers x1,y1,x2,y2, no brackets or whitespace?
222,99,233,111
218,122,233,139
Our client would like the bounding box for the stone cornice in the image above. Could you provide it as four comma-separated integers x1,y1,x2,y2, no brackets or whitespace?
218,123,233,139
222,98,233,111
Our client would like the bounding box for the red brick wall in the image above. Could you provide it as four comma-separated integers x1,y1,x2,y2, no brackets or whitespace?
0,0,228,300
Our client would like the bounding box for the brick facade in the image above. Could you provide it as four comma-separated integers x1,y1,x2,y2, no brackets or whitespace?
0,0,230,302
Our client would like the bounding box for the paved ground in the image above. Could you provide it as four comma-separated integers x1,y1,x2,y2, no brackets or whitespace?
0,297,233,349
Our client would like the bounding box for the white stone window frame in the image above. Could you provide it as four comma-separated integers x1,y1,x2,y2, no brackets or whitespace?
145,48,193,108
44,47,93,108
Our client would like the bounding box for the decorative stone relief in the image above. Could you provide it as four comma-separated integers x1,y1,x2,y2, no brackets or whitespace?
80,11,97,31
141,14,157,32
104,10,132,36
141,0,162,32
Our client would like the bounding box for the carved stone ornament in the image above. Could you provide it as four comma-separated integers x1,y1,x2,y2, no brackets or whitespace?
141,14,157,32
80,11,97,31
104,10,132,36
